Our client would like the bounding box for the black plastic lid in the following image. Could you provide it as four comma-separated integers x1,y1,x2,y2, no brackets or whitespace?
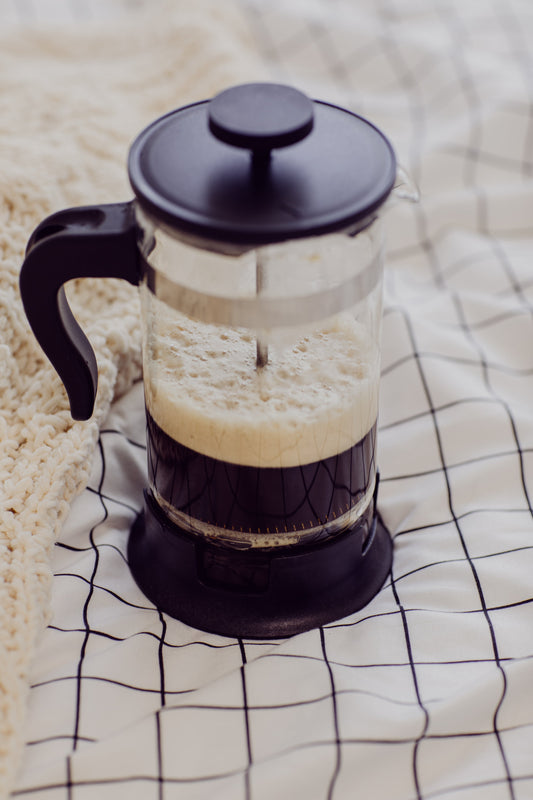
128,83,397,246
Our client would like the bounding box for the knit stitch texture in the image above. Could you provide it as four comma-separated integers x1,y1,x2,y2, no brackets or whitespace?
0,5,260,796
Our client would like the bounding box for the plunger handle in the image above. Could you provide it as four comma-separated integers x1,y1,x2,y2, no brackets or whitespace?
208,82,314,164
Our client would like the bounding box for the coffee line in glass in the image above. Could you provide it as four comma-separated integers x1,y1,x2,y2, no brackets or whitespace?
146,410,377,549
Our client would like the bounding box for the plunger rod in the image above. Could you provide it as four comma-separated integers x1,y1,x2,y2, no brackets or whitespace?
256,253,268,368
256,339,268,368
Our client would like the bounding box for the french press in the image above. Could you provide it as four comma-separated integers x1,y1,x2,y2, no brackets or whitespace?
20,83,405,638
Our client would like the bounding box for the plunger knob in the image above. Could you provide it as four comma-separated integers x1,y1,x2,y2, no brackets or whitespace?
208,83,314,165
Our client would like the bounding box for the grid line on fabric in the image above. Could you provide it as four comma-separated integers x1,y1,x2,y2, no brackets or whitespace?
10,0,533,798
11,765,533,799
384,3,517,796
441,0,533,539
404,305,515,798
494,0,533,178
157,610,167,708
437,12,531,794
238,640,253,800
156,710,163,800
374,3,448,796
389,560,430,800
70,437,107,754
319,627,342,800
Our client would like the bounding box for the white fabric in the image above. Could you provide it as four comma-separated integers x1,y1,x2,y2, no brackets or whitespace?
6,0,533,798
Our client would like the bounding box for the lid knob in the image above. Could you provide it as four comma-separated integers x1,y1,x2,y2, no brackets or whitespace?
208,83,314,160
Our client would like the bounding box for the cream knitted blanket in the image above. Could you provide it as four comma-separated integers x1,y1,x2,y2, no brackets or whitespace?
0,5,260,796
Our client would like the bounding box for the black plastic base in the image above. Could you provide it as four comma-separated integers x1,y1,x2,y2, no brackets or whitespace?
128,489,392,639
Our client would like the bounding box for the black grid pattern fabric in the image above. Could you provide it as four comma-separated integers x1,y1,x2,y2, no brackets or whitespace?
10,0,533,798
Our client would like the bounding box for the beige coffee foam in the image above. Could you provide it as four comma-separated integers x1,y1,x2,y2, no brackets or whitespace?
145,309,379,468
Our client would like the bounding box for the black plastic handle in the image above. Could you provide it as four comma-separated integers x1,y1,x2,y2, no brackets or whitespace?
19,202,141,420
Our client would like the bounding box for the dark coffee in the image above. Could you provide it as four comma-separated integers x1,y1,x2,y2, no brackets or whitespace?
146,411,376,545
